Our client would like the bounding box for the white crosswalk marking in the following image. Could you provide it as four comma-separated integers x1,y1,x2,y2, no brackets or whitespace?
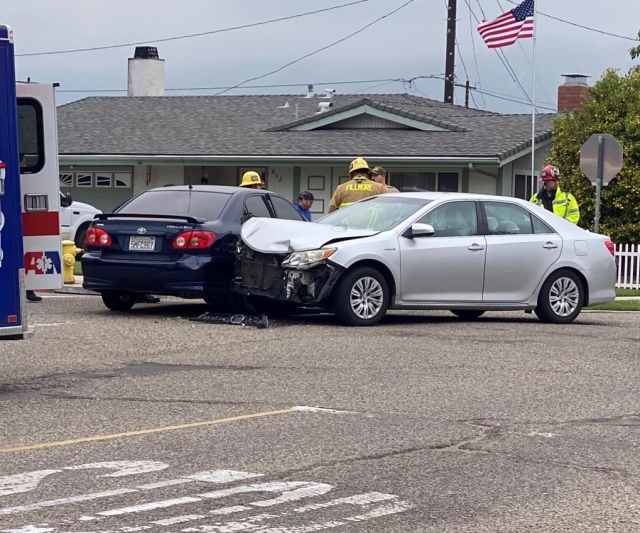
1,465,413,533
0,488,138,516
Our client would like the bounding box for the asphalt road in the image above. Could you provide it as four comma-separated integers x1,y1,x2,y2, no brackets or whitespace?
1,294,640,532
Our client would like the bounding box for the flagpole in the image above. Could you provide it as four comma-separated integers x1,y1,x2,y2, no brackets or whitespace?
531,0,537,197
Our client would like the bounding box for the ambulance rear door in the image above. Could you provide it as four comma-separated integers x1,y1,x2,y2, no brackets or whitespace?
17,82,62,291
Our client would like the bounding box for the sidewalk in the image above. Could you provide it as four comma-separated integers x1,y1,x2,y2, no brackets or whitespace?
53,275,99,295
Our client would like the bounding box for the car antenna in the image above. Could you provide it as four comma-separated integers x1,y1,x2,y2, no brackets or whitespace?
181,156,193,190
180,156,193,213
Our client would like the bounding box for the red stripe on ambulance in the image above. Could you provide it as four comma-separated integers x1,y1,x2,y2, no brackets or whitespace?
22,211,60,237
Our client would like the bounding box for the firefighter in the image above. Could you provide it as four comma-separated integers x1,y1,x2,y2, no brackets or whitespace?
530,165,580,225
328,158,388,213
371,166,398,193
239,171,265,189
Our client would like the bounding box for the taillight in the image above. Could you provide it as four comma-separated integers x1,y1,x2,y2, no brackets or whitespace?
605,241,615,256
172,230,216,250
86,227,112,247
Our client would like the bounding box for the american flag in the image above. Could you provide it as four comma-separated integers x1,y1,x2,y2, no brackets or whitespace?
477,0,535,49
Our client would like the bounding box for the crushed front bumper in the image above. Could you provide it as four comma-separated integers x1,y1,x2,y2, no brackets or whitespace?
233,245,343,306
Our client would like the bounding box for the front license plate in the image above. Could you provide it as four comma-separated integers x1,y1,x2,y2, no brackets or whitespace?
129,236,156,251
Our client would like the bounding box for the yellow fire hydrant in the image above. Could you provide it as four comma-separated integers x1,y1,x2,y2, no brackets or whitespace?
62,240,83,284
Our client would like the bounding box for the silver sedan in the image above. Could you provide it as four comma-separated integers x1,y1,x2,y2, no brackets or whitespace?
236,192,616,326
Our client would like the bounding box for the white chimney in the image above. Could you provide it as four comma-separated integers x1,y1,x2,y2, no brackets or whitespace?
128,46,165,97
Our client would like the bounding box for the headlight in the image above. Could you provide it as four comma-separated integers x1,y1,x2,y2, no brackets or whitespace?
282,248,336,269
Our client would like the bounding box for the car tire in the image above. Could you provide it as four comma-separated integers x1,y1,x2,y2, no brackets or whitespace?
451,310,486,320
332,267,389,327
101,291,136,312
74,223,89,250
535,269,584,324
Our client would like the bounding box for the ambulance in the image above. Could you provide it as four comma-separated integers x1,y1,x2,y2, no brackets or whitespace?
1,24,62,339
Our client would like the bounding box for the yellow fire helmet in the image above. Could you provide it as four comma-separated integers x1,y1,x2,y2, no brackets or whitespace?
349,157,370,175
239,171,264,187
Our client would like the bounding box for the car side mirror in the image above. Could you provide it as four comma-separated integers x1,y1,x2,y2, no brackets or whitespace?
62,192,72,207
405,223,435,238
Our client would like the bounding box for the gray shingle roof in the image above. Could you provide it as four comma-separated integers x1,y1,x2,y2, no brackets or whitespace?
57,93,555,160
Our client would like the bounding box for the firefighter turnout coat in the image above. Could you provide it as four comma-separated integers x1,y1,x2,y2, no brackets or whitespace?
530,186,580,225
328,174,389,213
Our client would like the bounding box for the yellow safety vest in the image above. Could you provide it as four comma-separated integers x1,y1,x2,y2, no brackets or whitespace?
530,187,580,225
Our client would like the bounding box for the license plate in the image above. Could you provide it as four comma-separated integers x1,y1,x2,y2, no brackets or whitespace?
129,236,156,251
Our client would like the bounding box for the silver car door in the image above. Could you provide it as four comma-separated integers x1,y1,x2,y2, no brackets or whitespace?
398,200,486,303
482,200,562,303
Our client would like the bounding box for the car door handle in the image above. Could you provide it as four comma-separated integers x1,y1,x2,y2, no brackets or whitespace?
543,242,558,249
467,244,485,251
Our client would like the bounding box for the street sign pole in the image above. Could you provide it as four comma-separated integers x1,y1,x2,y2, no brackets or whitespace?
580,133,623,234
594,135,604,234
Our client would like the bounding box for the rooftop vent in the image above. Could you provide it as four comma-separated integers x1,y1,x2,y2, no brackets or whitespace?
304,84,314,98
134,46,160,60
561,74,589,86
315,101,333,114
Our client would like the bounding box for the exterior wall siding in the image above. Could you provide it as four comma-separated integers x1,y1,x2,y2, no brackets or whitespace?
468,171,496,195
266,166,294,200
324,114,412,129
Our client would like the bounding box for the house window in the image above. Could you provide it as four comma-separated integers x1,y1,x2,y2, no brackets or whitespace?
96,174,112,188
437,172,459,192
59,174,73,186
389,171,460,192
514,172,539,199
391,172,436,191
115,173,132,188
76,174,93,187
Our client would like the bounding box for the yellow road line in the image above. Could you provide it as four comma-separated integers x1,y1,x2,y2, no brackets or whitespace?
0,408,295,453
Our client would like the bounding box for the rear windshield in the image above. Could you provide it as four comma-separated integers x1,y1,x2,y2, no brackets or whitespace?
117,190,232,221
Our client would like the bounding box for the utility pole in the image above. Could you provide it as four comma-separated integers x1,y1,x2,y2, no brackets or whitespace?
444,0,457,104
465,80,470,108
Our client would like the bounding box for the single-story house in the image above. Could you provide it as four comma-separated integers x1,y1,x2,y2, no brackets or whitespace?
56,48,556,218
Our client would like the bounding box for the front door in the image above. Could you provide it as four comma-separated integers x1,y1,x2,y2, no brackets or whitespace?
482,200,562,302
398,201,486,303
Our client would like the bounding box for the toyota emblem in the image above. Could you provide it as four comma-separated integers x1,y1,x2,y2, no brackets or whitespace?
137,227,147,234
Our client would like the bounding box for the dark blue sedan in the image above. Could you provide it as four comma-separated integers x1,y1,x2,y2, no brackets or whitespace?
81,185,306,311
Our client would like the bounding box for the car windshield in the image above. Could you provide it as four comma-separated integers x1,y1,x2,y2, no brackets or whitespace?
316,196,432,231
117,190,232,221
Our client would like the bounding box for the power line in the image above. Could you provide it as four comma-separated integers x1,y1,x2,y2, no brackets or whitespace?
470,1,533,107
56,74,447,95
495,0,553,106
473,88,557,111
466,0,486,108
16,0,374,57
505,0,636,41
56,78,407,94
211,0,415,97
347,80,400,94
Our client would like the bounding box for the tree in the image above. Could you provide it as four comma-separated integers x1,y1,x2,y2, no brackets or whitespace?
548,67,640,243
631,30,640,60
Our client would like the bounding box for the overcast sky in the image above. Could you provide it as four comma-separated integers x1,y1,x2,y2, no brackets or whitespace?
5,0,639,113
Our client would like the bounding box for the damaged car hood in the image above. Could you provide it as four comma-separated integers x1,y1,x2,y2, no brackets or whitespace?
241,217,379,254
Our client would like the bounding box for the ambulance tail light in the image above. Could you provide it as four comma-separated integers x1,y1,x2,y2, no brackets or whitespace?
86,227,112,247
